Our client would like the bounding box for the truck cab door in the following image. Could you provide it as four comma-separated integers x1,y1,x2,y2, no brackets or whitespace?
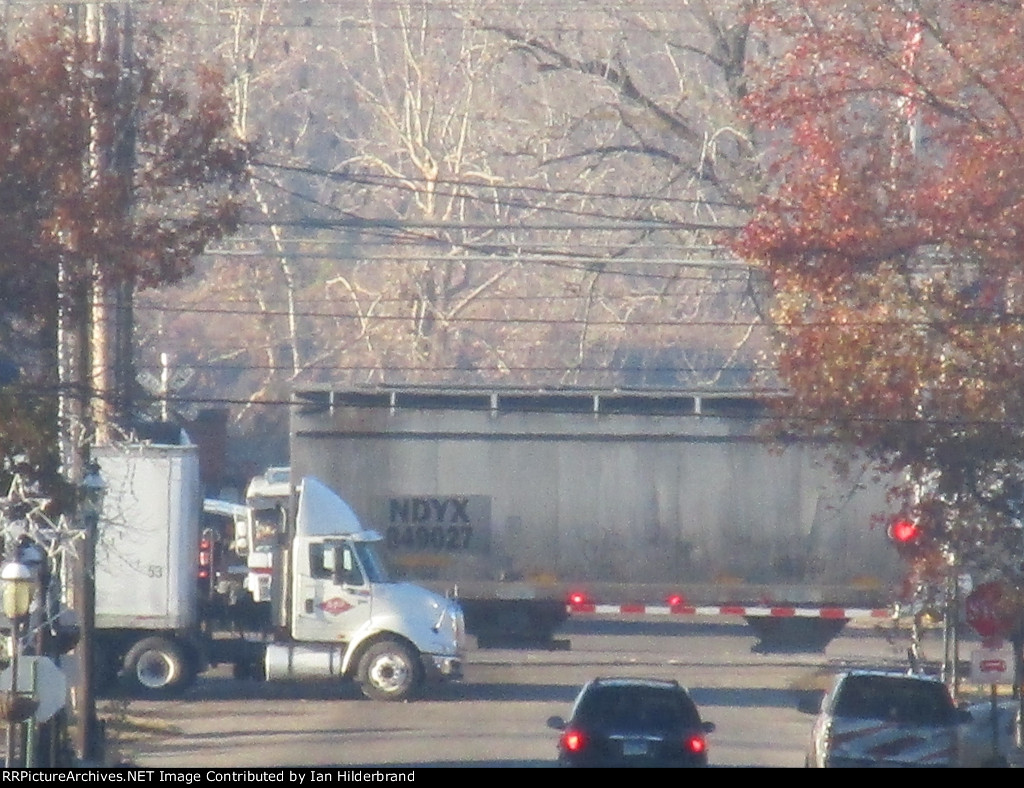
292,540,373,642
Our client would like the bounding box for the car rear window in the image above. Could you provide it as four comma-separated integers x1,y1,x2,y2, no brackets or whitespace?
832,675,956,725
575,686,702,728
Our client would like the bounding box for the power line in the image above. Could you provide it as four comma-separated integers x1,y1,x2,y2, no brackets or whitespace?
251,173,739,243
136,361,769,374
133,307,767,326
132,300,1020,330
65,388,1024,431
241,215,737,233
204,236,750,282
138,286,755,309
184,254,757,277
248,169,742,233
256,160,748,212
16,377,1024,429
198,248,754,281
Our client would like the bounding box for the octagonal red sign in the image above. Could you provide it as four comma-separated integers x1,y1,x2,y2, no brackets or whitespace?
965,581,1016,639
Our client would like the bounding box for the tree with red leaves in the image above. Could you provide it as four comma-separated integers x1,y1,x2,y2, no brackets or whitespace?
736,1,1024,581
0,11,250,490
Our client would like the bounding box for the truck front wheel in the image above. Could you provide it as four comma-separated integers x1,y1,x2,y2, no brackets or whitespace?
357,640,421,701
122,637,190,697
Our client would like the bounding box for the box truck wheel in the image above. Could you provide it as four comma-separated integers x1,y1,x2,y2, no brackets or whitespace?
357,640,421,701
122,637,190,696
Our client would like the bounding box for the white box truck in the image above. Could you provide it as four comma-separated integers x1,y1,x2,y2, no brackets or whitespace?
92,434,206,695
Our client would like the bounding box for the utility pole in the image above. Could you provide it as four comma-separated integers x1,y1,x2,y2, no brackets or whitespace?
49,0,135,765
87,2,124,447
70,1,134,765
69,0,110,760
111,2,136,421
56,2,85,766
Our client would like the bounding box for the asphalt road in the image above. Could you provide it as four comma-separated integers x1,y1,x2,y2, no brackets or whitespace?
105,615,955,768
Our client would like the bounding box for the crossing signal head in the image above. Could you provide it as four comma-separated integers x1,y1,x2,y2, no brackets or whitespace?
888,519,922,544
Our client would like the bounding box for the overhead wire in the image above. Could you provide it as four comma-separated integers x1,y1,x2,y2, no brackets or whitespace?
255,160,749,212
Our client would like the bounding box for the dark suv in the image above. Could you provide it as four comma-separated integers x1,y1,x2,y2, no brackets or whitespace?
548,677,715,767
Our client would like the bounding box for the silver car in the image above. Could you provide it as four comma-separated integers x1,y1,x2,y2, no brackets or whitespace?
801,670,972,768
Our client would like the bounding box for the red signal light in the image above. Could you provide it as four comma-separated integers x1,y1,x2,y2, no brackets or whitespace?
666,593,686,607
567,591,590,607
561,730,586,752
888,519,921,544
686,734,706,754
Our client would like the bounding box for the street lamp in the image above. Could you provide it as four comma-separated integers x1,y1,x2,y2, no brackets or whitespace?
1,560,37,767
2,562,34,622
72,461,105,765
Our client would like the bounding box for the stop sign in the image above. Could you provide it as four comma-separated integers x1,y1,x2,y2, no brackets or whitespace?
965,580,1017,639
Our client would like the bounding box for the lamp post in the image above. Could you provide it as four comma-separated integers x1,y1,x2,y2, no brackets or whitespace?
72,463,105,765
17,540,49,768
1,560,36,767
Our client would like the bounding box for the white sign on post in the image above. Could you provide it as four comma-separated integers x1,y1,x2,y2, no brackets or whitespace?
971,647,1014,684
0,656,66,722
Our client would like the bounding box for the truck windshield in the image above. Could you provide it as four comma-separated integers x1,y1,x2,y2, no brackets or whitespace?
354,540,393,583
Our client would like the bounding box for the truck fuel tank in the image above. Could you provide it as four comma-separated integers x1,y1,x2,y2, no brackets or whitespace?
264,641,346,681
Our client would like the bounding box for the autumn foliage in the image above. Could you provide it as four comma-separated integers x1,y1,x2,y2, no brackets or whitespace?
0,11,250,480
735,1,1024,575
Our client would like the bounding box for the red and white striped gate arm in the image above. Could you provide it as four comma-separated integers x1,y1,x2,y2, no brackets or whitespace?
567,601,891,619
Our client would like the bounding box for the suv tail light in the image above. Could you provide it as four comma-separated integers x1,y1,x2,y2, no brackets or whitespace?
686,734,706,754
561,729,586,752
199,536,213,580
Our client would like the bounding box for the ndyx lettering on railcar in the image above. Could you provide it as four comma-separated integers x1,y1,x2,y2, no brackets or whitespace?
388,497,471,523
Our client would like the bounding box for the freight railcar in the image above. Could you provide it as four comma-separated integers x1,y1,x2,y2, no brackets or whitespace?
290,386,901,646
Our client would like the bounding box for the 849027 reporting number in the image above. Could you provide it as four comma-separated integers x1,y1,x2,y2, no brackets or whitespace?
385,524,473,551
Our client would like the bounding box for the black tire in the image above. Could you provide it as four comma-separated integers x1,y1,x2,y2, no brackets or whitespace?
356,640,422,701
121,636,191,697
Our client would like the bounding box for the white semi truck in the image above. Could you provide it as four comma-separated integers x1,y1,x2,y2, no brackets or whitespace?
95,435,464,701
261,475,465,700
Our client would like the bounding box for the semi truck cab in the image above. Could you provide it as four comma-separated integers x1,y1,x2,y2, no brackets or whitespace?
264,477,464,700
